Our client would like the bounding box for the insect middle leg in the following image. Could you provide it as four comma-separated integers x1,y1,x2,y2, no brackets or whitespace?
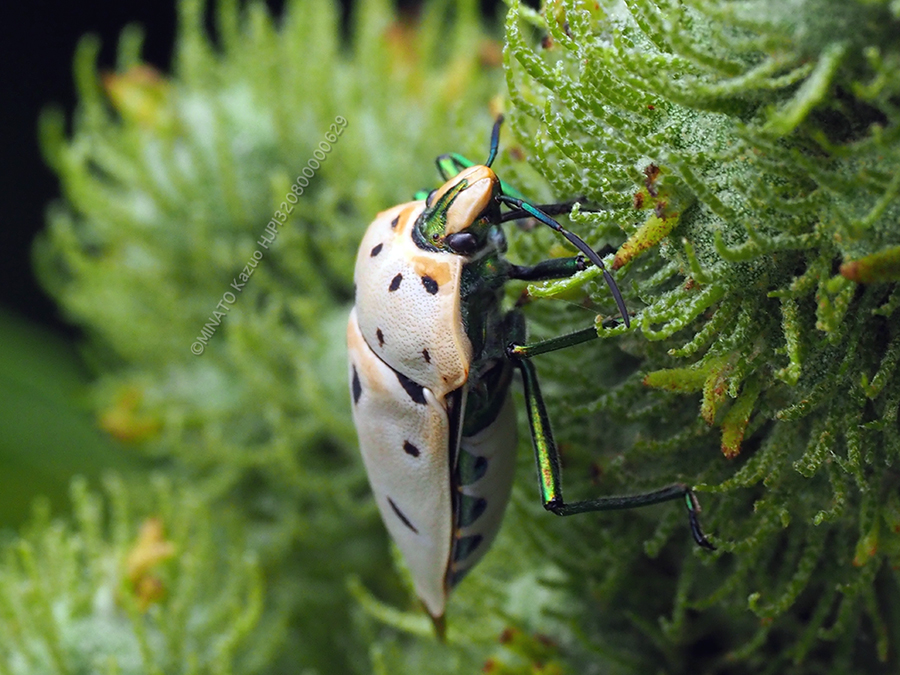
508,255,589,282
505,336,714,549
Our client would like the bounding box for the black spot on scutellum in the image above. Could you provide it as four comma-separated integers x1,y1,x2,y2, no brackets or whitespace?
403,440,421,457
389,273,403,291
388,497,418,533
370,243,383,257
421,275,438,294
352,366,362,404
422,348,431,363
376,328,385,346
390,215,400,229
395,370,426,405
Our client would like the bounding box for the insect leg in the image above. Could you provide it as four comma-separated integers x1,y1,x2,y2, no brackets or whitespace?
436,153,471,181
508,256,587,282
434,151,531,204
507,327,600,359
508,355,714,549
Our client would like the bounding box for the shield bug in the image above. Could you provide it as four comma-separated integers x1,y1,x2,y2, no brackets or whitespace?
347,117,712,632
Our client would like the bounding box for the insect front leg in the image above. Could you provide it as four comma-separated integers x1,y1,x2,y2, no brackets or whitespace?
506,251,628,319
507,237,617,283
506,340,714,549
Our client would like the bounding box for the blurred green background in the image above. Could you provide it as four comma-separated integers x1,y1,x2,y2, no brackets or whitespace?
4,1,900,673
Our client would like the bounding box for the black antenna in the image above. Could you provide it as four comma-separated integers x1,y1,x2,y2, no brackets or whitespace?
497,194,630,328
485,115,503,167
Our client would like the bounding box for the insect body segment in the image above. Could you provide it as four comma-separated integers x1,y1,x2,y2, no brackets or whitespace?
354,202,473,398
446,394,518,590
347,307,455,616
348,117,712,627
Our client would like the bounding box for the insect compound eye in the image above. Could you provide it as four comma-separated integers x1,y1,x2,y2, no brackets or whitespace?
444,231,479,255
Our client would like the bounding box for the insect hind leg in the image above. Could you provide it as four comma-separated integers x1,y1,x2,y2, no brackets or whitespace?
508,354,714,550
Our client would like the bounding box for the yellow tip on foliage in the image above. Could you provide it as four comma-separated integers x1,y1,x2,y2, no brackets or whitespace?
102,65,174,130
99,387,161,443
126,517,176,610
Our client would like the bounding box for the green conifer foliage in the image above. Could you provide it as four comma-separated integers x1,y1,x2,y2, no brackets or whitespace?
500,0,900,671
14,0,900,672
0,476,269,674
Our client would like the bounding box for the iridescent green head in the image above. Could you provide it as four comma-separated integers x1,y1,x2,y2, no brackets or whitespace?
415,165,502,255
